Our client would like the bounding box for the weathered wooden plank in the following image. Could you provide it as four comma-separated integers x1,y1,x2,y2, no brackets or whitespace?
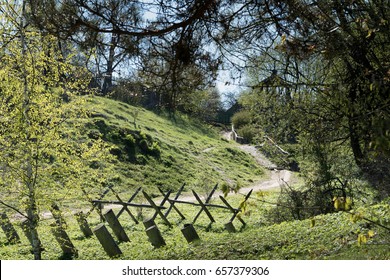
181,223,200,243
104,209,130,242
51,223,78,257
91,200,166,209
145,225,166,248
50,203,67,229
75,211,93,238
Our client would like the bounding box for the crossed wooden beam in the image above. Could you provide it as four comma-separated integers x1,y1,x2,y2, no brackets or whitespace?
83,183,253,230
161,184,253,228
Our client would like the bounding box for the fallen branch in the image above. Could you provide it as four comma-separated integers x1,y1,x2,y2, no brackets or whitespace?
264,135,290,155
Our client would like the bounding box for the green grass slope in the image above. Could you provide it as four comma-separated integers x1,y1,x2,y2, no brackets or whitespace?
82,96,264,195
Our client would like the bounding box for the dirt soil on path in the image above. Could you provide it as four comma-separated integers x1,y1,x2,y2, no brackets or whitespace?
237,145,292,193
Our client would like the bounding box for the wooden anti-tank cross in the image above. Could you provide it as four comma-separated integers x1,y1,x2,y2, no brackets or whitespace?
115,187,142,224
219,189,253,228
192,190,216,226
158,184,186,220
192,184,218,224
82,184,115,220
142,190,172,227
82,183,144,225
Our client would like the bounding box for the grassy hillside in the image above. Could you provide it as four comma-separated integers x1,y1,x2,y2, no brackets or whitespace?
76,96,264,198
54,94,266,207
1,96,388,260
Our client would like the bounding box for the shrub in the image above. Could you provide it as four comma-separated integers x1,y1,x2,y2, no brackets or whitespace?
87,129,102,140
237,124,258,143
149,141,161,157
231,110,252,129
124,134,136,160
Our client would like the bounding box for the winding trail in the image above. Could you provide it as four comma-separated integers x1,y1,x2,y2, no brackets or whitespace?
236,144,291,192
13,137,292,220
180,140,292,202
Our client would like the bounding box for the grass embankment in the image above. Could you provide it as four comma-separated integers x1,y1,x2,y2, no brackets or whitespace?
82,96,264,196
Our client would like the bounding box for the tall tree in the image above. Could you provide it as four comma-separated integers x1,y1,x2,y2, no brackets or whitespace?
0,2,113,259
264,0,390,196
26,0,390,194
29,0,142,95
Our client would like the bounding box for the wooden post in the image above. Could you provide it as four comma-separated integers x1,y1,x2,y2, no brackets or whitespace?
224,221,236,233
143,218,156,230
0,213,20,244
75,212,93,238
93,224,122,258
50,203,67,229
51,223,78,257
145,225,166,248
103,209,130,242
181,223,200,243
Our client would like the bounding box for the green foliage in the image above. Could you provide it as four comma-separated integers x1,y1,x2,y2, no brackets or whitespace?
179,88,223,122
0,29,112,204
221,181,242,198
231,111,253,129
0,6,115,258
236,125,258,143
333,197,353,212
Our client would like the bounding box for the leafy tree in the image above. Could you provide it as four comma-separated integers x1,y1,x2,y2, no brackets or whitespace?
179,88,223,122
29,0,142,95
264,0,390,197
228,1,390,197
24,0,390,196
0,2,113,259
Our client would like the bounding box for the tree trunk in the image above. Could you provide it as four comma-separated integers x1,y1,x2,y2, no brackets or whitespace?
21,0,42,260
26,204,42,260
102,33,118,95
348,115,365,169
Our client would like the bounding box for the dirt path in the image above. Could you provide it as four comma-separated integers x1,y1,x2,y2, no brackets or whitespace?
237,144,277,169
13,140,291,220
179,142,292,202
233,145,291,195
